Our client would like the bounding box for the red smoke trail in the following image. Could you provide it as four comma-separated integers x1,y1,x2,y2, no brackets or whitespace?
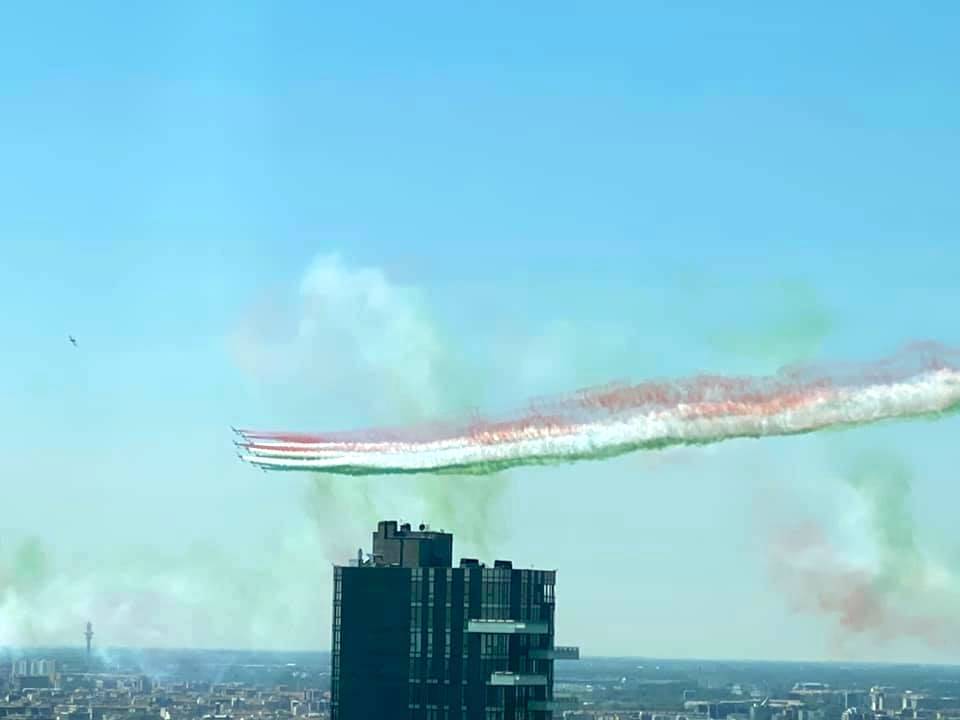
247,342,960,445
768,519,957,648
236,341,960,474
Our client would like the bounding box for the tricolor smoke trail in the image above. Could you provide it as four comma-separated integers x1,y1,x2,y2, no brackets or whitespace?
234,342,960,476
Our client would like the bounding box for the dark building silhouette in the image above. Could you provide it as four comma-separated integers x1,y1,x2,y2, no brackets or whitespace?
331,520,577,719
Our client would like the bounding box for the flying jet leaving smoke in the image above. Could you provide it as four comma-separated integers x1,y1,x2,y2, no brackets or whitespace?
234,342,960,476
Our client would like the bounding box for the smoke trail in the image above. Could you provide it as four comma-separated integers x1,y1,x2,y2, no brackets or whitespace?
767,451,960,649
236,342,960,475
844,452,921,592
2,539,49,595
0,532,335,650
413,473,511,558
232,253,512,552
0,539,51,645
301,472,510,560
707,279,834,367
304,474,381,560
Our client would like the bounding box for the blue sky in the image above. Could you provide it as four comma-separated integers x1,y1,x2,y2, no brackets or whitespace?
2,2,959,660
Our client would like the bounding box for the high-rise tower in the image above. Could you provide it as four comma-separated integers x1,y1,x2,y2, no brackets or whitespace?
84,622,93,665
330,520,578,719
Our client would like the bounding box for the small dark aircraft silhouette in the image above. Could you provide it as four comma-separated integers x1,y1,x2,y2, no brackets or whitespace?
68,335,78,347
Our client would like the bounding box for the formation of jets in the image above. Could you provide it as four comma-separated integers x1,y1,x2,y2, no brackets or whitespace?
231,426,267,472
68,335,78,347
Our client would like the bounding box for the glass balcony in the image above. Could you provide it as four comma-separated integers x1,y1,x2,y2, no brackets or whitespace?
466,619,550,634
488,672,548,687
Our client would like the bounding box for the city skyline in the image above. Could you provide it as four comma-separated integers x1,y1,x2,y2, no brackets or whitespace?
7,645,960,720
2,1,960,663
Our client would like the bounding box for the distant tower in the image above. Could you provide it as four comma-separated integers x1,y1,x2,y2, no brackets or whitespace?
84,622,94,665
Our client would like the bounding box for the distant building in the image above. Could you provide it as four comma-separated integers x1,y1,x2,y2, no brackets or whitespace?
30,659,57,678
13,674,52,690
845,692,869,710
751,702,774,720
871,687,896,713
842,708,865,720
330,520,578,719
686,701,752,718
9,659,57,689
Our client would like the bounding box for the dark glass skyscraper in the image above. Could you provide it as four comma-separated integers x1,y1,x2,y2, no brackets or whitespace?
331,520,577,719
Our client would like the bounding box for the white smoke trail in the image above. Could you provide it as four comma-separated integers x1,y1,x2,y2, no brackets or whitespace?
237,352,960,475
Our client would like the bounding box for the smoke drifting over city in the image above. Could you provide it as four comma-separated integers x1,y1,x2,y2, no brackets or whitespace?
5,7,960,719
2,255,513,650
3,253,958,662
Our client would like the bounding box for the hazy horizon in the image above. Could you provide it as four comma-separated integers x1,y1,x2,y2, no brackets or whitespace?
7,646,960,670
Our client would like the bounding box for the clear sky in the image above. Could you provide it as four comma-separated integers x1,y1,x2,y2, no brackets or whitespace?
2,2,960,661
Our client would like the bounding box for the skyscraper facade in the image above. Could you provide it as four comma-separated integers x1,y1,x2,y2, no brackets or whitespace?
331,520,576,719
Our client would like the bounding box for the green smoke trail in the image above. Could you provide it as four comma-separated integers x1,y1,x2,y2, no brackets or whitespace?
707,279,834,368
0,538,51,644
264,402,960,477
233,253,514,556
346,299,512,554
303,471,511,560
841,450,924,593
413,473,511,559
9,538,49,595
298,338,513,556
304,473,382,563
